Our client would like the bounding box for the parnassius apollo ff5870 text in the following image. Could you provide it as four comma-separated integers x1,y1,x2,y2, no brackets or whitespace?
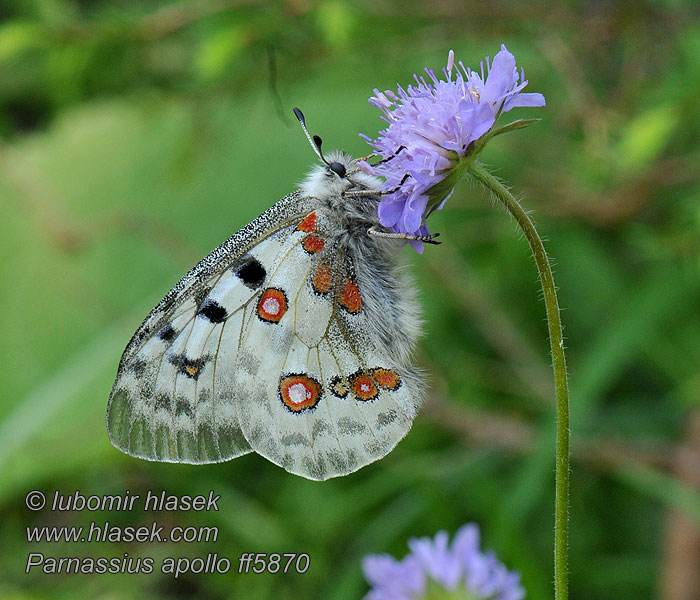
106,108,436,480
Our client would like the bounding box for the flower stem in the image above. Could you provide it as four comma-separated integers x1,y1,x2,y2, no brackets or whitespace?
467,161,570,600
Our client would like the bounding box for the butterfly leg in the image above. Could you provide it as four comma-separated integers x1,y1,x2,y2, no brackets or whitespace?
347,146,407,176
343,174,411,199
367,226,441,245
370,145,406,166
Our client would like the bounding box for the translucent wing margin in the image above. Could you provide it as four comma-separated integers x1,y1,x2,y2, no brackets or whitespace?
106,191,316,463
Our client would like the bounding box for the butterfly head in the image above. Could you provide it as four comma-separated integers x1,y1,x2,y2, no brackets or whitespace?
293,107,381,203
300,150,381,202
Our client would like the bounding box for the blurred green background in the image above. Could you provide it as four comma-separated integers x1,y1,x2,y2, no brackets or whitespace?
1,1,699,598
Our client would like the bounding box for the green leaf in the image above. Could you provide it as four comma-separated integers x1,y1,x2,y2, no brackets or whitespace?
488,118,542,139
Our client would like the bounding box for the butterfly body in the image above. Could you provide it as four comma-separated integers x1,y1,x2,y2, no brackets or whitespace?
107,152,424,480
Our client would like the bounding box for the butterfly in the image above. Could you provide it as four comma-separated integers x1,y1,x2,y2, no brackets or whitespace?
106,109,438,480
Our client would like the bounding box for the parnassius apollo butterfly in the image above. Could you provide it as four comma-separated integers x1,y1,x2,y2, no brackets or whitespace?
107,109,434,480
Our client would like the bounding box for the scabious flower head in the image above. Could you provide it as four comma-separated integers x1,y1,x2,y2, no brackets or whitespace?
363,523,525,600
361,45,545,252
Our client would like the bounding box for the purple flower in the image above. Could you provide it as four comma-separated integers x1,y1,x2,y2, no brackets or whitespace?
362,523,525,600
361,45,545,252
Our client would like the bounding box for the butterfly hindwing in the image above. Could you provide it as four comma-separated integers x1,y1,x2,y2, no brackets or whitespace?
107,191,317,463
235,212,422,480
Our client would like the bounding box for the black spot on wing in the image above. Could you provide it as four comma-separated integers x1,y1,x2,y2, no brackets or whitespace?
130,358,147,378
175,397,193,416
158,323,177,342
197,299,227,323
234,254,266,289
169,353,209,381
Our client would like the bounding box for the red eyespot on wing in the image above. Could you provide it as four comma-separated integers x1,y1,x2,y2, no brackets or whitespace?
339,278,362,313
302,234,325,255
257,288,288,323
371,368,401,391
313,261,333,295
350,371,378,401
297,212,317,233
279,374,322,412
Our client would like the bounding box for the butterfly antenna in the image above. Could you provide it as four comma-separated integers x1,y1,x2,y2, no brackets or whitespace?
293,107,326,164
293,107,348,178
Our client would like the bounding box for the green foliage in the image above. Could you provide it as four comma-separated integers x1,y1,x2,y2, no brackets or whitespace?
1,1,699,599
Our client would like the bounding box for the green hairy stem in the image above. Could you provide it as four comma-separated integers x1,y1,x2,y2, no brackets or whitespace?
467,161,570,600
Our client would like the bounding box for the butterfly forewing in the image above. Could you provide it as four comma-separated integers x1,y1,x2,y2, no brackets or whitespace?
107,192,316,463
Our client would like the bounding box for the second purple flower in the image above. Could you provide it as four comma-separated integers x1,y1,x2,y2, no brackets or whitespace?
363,523,525,600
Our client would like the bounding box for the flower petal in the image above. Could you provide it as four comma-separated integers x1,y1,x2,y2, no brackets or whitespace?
482,45,517,106
362,46,545,250
504,91,546,110
377,196,406,227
